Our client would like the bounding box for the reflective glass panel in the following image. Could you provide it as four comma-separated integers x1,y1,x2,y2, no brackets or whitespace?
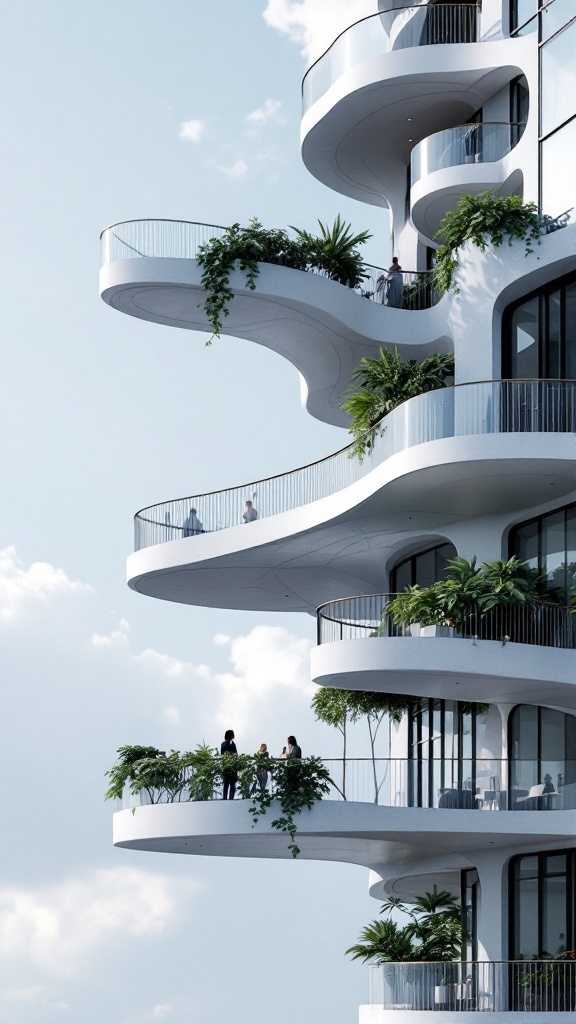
509,298,539,376
565,283,576,377
543,510,567,598
546,290,561,377
542,872,568,955
541,0,575,44
511,0,537,32
541,119,576,217
541,21,576,137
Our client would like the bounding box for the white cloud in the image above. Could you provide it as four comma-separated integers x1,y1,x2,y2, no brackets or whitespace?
213,633,231,647
245,98,283,127
0,546,92,624
4,986,69,1010
0,867,201,977
178,119,206,142
152,1006,173,1019
211,158,248,179
262,0,373,61
163,706,181,725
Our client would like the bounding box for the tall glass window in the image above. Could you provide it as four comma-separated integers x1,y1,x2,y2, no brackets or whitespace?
390,542,456,592
509,501,576,603
502,272,576,380
510,850,575,958
408,699,488,808
508,704,576,809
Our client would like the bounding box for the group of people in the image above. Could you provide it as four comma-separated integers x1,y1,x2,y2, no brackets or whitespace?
220,729,302,800
181,500,258,537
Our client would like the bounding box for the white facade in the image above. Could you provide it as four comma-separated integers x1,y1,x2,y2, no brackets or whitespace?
101,2,576,1021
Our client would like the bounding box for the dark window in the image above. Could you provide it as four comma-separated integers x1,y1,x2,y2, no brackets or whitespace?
508,704,576,809
390,541,456,592
509,501,576,603
502,271,576,380
510,850,576,959
408,699,488,808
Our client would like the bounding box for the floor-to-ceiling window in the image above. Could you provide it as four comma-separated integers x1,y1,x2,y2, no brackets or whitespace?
508,704,576,809
510,850,575,958
502,272,576,380
509,500,576,603
408,699,488,808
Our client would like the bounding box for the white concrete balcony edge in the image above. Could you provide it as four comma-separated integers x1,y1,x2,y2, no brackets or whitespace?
113,801,576,867
311,636,576,711
99,257,450,428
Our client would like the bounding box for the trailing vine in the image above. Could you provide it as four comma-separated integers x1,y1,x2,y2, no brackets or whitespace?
105,744,332,858
433,191,541,293
196,215,371,343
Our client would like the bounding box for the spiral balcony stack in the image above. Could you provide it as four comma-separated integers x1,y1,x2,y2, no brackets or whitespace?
101,2,576,1021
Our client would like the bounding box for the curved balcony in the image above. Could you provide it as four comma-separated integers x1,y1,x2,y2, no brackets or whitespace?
411,122,526,240
118,756,576,813
134,380,576,550
302,5,481,114
366,960,576,1015
301,6,528,207
100,219,449,427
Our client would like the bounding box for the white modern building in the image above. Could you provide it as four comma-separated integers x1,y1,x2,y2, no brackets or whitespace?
100,2,576,1021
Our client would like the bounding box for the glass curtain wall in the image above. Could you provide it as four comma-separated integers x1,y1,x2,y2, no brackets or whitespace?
390,541,456,592
502,272,576,380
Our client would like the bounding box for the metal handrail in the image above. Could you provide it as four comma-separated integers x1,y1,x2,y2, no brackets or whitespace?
133,380,576,551
316,593,576,651
370,960,576,1012
302,4,481,111
120,757,576,811
100,219,442,310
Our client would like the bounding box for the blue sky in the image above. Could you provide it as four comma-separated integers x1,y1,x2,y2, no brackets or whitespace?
1,3,391,1022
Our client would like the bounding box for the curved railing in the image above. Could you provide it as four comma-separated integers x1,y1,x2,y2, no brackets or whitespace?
302,4,481,112
119,757,576,811
370,961,576,1012
100,218,441,311
316,593,576,651
133,380,576,551
411,122,526,185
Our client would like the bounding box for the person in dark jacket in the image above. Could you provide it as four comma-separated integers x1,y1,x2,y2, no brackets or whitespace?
221,729,238,800
285,735,302,758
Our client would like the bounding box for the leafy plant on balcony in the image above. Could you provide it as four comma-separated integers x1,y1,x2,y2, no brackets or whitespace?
290,214,372,287
433,191,541,293
105,744,331,858
311,688,416,801
341,346,454,462
346,887,464,964
386,556,543,635
197,215,371,342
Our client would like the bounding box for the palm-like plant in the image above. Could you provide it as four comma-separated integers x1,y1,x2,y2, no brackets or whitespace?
341,347,454,461
346,919,416,964
292,214,372,287
347,887,465,965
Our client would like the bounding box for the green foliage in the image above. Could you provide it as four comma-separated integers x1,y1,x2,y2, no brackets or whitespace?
386,556,543,633
340,347,454,462
291,213,372,287
433,191,541,293
346,887,465,964
197,215,372,342
104,744,331,858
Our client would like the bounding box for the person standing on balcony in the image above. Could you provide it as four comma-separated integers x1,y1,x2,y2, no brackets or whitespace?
243,500,258,523
182,507,203,536
384,257,404,308
255,743,270,791
221,729,238,800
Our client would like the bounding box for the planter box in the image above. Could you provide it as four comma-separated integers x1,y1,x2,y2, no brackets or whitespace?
419,625,455,638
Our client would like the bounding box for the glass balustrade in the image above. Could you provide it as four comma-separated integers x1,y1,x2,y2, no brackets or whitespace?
134,380,576,551
302,4,481,112
117,757,576,811
370,960,576,1012
411,122,526,185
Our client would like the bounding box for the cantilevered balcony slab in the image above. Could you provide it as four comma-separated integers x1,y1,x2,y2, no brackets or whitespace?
301,22,534,206
100,254,449,428
128,426,576,612
114,801,576,867
311,636,576,712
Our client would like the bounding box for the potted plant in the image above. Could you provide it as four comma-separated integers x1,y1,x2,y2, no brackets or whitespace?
386,583,453,637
